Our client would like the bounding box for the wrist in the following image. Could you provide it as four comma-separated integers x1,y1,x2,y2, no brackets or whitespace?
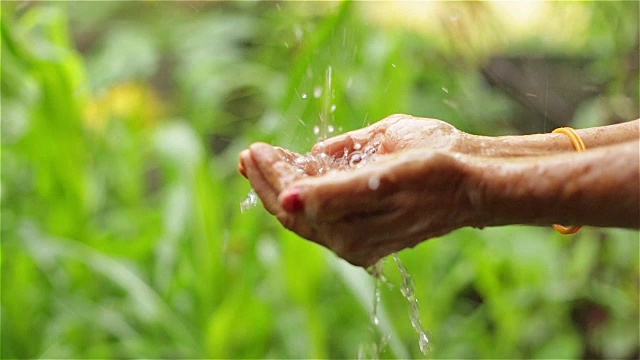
464,142,639,229
465,133,572,157
462,156,562,228
461,119,639,158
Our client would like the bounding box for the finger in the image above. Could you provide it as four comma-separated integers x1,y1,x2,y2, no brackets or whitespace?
274,146,302,165
250,142,302,193
243,150,282,217
238,149,249,178
287,166,394,223
245,147,323,244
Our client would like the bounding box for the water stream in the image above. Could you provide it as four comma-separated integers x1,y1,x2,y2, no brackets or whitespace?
392,253,431,355
358,259,390,360
360,255,430,358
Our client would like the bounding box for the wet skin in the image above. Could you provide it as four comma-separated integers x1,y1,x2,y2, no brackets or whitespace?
239,114,640,267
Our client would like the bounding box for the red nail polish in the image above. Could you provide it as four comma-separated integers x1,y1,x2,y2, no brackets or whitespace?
282,189,304,212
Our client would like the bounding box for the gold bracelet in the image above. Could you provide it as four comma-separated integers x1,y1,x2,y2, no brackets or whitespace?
551,127,586,234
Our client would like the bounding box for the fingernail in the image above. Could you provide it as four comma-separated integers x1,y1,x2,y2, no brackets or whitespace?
282,188,304,212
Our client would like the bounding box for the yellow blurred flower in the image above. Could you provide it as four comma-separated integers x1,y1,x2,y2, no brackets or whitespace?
84,82,163,131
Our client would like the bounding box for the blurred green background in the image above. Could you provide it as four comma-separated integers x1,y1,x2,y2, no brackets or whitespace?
1,1,638,358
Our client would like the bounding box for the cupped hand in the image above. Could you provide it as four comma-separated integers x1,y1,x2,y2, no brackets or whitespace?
238,114,469,178
239,141,478,267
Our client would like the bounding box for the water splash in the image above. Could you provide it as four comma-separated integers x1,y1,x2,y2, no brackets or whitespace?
240,189,259,213
282,141,382,177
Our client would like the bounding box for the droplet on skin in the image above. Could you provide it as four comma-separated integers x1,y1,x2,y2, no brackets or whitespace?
295,156,307,168
368,176,380,190
348,151,363,167
364,145,377,156
353,142,362,150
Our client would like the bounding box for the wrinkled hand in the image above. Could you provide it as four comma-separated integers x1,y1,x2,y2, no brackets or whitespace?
239,116,478,267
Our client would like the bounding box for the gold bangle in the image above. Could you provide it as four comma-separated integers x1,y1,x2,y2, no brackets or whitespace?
551,127,586,235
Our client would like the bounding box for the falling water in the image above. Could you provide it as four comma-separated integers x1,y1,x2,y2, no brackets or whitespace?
392,254,431,355
358,259,390,360
359,254,431,358
240,189,259,213
319,65,333,141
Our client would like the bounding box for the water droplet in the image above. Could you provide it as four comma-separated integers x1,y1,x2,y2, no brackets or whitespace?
348,151,363,167
368,176,380,190
364,145,378,157
313,125,320,135
314,86,323,98
327,125,335,133
392,63,396,68
301,93,308,99
419,333,430,354
353,142,362,150
441,87,449,93
330,104,337,113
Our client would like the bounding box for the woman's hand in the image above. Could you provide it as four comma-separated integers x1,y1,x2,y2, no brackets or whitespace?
239,142,477,267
